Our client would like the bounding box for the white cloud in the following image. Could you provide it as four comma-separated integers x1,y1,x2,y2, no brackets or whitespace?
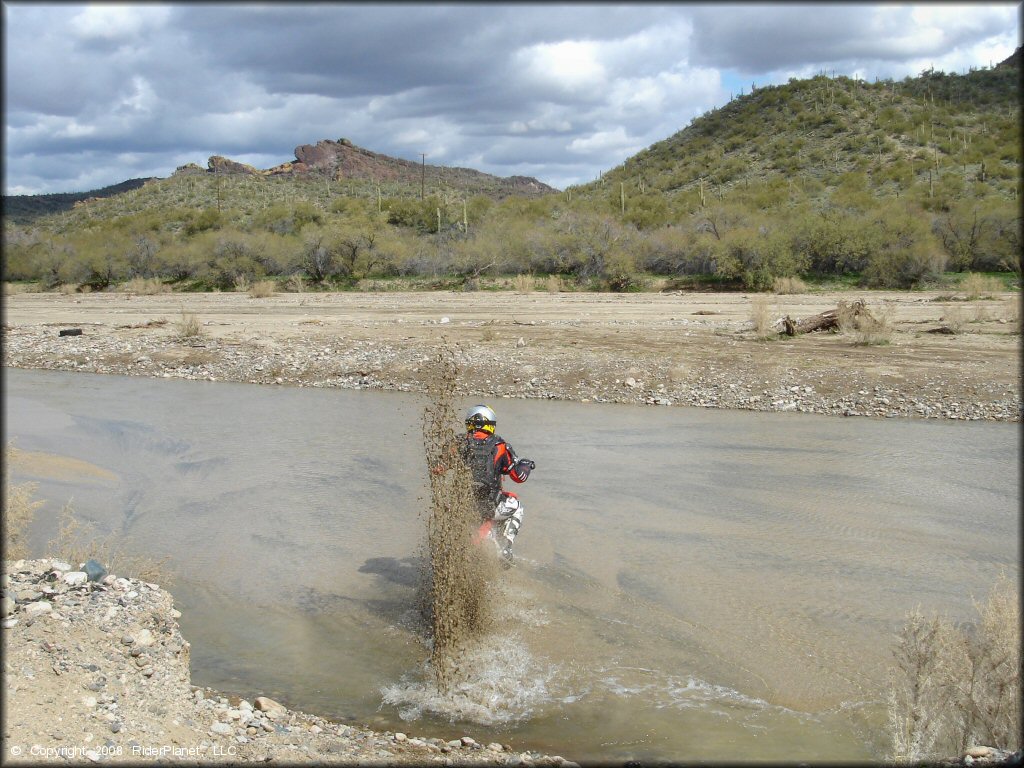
515,40,608,95
567,127,635,156
70,4,170,42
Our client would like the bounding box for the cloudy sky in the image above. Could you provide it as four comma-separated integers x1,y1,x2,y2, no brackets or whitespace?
3,2,1019,195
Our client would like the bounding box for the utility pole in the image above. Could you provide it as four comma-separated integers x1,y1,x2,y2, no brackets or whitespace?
420,154,426,200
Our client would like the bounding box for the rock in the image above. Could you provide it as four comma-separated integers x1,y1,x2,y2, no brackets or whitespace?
461,736,476,746
24,602,53,617
517,337,526,347
487,743,504,752
133,629,156,647
15,590,42,603
0,597,15,617
440,317,450,324
967,747,996,759
84,560,108,582
254,696,287,719
624,377,637,388
50,560,72,571
63,572,89,586
210,722,233,735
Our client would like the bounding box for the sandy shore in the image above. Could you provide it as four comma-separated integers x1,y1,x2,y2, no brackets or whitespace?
2,289,1020,421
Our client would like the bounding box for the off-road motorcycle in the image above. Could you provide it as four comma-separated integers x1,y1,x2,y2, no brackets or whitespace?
471,494,523,568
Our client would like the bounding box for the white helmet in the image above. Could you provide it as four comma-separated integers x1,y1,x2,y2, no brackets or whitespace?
465,404,497,433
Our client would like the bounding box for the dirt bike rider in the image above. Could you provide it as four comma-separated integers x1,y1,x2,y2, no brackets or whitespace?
460,404,535,563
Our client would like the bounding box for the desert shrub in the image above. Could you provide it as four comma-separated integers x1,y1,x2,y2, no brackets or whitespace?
862,206,945,288
254,201,322,235
940,304,965,333
249,279,276,298
174,312,203,340
959,273,1005,299
122,277,169,295
773,275,808,294
835,300,893,345
790,210,873,275
512,274,534,293
198,231,267,289
46,503,171,585
750,295,778,338
887,573,1020,761
285,273,306,293
184,208,222,236
3,446,45,560
5,444,169,582
715,225,807,291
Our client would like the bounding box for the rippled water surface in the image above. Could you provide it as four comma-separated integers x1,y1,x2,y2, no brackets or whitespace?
6,368,1019,762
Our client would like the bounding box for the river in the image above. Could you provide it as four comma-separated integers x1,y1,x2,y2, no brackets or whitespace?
5,368,1019,761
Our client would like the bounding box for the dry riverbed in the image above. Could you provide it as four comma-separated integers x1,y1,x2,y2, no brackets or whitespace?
2,289,1020,421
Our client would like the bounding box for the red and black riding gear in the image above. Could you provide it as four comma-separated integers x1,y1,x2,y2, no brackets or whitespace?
462,429,529,511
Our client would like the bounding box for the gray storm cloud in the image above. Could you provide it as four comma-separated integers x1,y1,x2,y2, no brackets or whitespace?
3,3,1018,195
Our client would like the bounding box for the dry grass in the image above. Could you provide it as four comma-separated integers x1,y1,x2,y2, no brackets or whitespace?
772,275,808,294
249,280,276,298
3,444,170,583
838,301,893,345
888,573,1020,762
174,311,203,340
58,283,79,295
940,305,966,334
512,273,535,294
122,277,169,295
46,504,172,584
285,274,306,293
545,275,562,293
232,275,251,293
959,273,1004,300
3,446,46,560
750,295,778,339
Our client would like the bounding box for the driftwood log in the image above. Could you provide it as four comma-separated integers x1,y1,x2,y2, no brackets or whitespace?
781,300,872,336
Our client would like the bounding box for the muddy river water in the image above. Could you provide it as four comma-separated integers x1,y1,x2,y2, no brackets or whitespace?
6,368,1019,762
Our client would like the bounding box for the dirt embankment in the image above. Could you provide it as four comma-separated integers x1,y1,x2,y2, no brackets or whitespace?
2,558,576,765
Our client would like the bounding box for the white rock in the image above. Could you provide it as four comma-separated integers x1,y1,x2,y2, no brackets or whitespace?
51,560,72,571
210,722,232,735
440,317,450,324
63,572,88,586
133,629,156,647
24,602,53,616
83,696,98,707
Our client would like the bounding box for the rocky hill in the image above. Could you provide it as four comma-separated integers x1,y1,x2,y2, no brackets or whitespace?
3,140,556,226
187,138,556,198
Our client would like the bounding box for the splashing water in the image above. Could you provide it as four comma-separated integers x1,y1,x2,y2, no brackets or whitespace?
418,341,499,693
381,634,558,724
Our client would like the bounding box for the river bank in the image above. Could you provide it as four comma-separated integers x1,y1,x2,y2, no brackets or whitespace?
2,557,577,765
2,289,1020,421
